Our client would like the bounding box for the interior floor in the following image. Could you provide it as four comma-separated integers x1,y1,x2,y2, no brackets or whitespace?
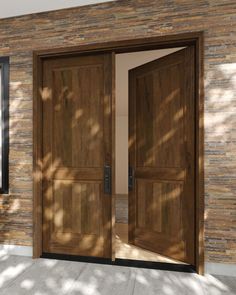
115,223,185,264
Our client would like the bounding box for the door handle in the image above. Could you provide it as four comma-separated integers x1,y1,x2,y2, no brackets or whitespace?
104,165,112,194
129,166,134,191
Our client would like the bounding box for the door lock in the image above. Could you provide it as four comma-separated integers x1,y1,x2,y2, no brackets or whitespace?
104,165,112,194
129,166,134,191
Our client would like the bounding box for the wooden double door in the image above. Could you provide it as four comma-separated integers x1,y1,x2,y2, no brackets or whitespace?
42,47,196,265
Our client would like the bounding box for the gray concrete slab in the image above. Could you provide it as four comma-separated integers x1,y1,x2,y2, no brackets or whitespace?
0,256,235,295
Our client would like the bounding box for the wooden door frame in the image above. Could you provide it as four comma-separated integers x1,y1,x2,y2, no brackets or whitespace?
33,31,204,274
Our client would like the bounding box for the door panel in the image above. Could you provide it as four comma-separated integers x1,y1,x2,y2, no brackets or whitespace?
129,47,195,265
52,181,102,235
42,54,113,258
136,63,184,168
53,65,104,167
136,180,183,235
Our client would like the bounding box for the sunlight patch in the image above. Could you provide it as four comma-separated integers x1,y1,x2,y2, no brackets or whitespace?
21,279,35,290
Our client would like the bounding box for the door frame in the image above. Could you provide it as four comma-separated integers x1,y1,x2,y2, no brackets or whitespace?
33,31,204,274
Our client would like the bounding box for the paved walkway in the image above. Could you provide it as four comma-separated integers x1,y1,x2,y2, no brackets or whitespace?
0,255,235,294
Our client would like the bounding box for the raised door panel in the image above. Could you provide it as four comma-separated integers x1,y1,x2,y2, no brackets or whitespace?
53,65,104,168
47,181,104,257
136,63,184,168
52,181,102,236
135,179,185,260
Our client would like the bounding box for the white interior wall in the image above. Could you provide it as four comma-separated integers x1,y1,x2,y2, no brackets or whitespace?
115,48,184,194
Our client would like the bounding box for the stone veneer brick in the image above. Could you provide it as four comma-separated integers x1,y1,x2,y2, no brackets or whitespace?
0,0,236,263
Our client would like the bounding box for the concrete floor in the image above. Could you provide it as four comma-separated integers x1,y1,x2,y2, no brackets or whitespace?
0,255,235,295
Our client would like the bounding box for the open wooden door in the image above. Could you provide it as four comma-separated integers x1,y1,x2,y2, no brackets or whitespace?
42,53,114,258
129,47,195,265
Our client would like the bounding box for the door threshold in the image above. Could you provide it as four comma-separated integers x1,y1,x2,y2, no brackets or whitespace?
41,253,196,273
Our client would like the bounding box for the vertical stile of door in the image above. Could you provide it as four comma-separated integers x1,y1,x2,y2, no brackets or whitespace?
128,70,136,244
103,53,115,258
111,52,116,261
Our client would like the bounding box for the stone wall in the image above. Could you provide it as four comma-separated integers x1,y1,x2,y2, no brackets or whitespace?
0,0,235,263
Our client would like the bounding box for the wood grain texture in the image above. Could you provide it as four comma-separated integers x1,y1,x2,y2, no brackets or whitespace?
42,54,113,258
111,52,116,261
33,53,43,257
129,48,195,265
195,34,205,275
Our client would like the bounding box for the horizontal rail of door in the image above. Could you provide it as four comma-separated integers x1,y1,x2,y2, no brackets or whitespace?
44,167,104,180
135,167,186,181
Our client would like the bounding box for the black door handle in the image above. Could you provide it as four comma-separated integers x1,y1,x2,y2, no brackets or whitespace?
104,165,112,194
129,166,134,191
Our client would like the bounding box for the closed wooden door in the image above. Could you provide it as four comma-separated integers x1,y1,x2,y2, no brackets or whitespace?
129,47,195,265
42,54,113,258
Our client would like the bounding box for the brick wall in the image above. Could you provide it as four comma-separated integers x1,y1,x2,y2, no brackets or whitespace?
0,0,235,263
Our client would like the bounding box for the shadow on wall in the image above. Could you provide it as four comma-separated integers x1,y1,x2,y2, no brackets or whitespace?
204,62,236,261
0,78,33,245
0,255,235,294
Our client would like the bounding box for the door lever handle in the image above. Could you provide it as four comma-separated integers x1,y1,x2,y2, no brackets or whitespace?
104,165,112,194
129,166,134,191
